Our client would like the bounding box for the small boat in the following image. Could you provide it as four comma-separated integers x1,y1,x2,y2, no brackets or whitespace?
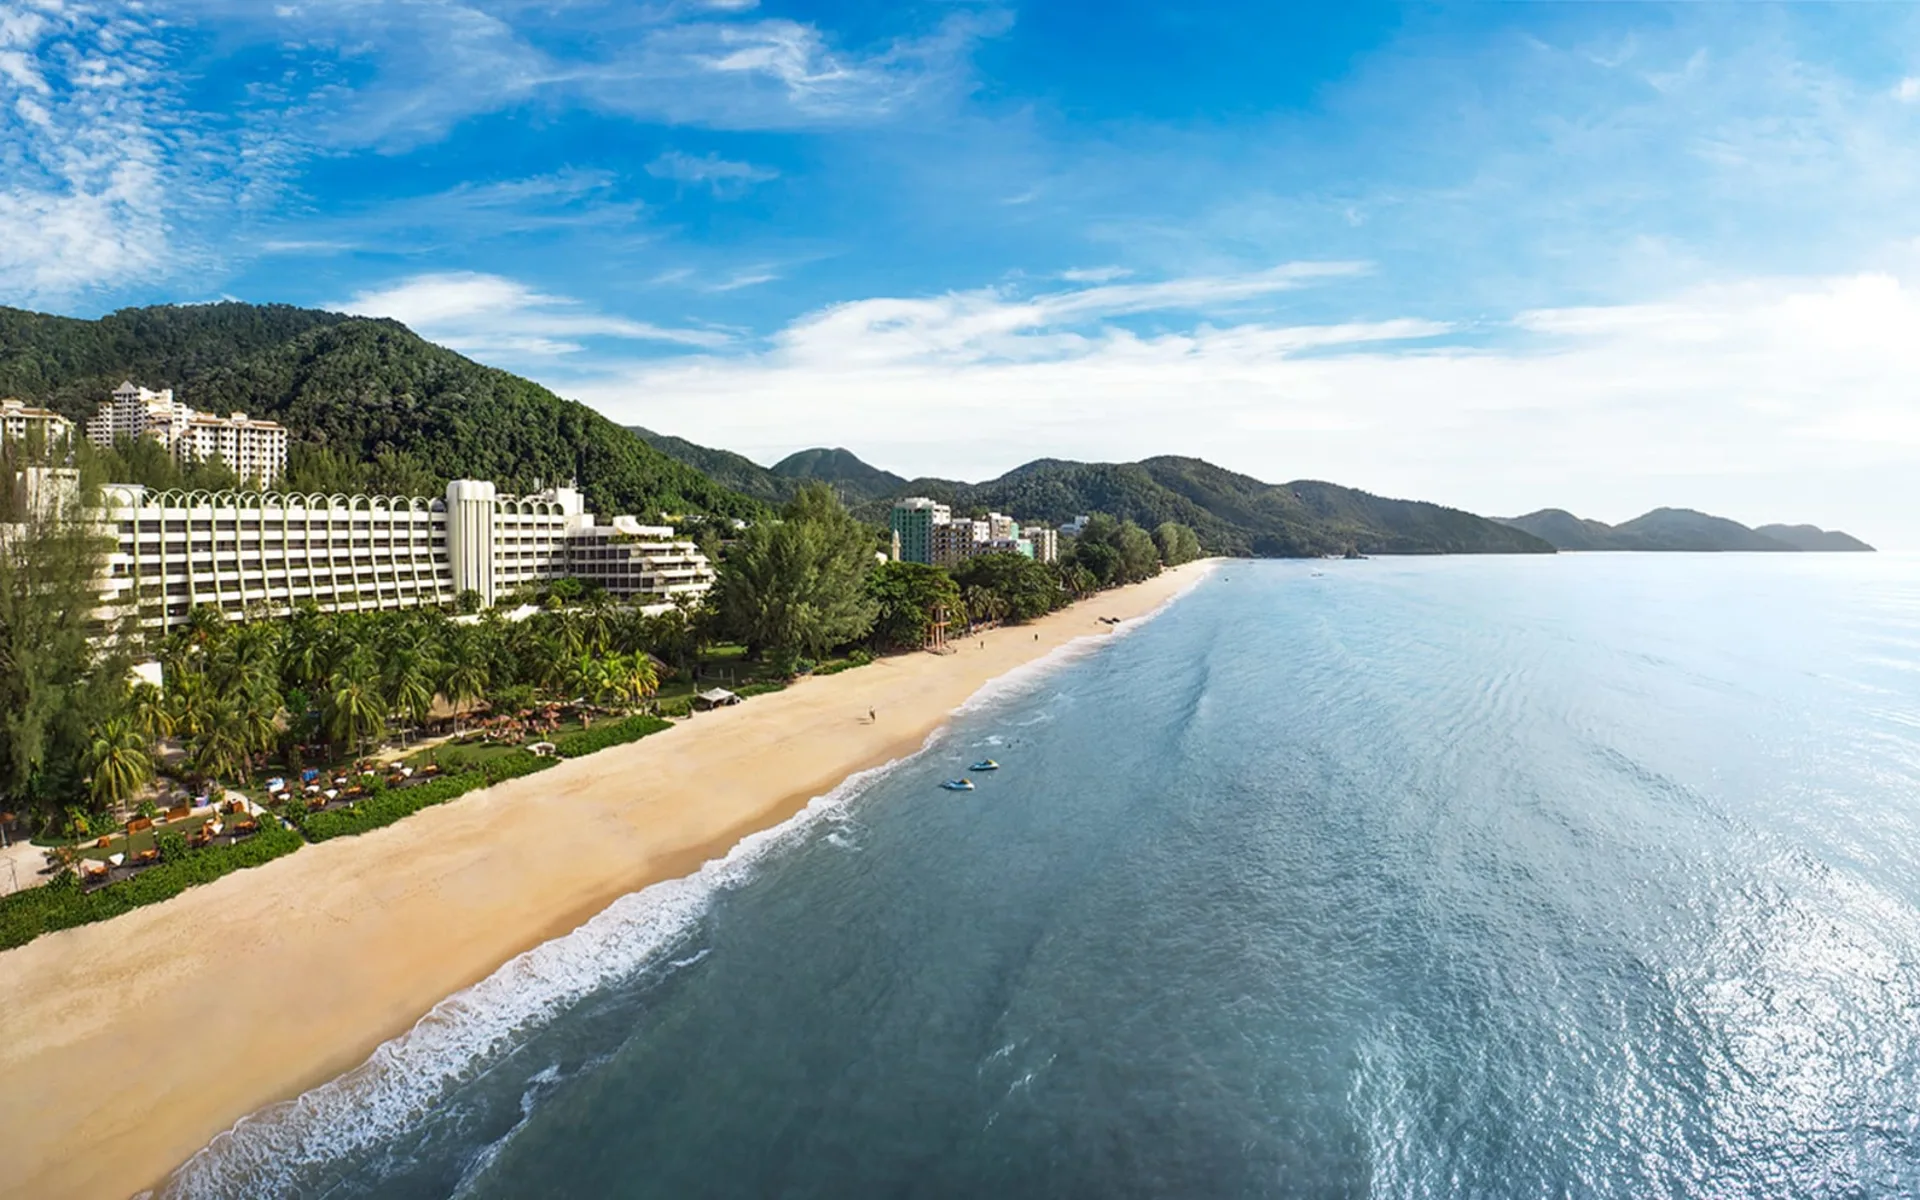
940,779,975,792
970,760,1000,772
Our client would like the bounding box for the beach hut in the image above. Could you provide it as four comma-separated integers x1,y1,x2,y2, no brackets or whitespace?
694,688,741,711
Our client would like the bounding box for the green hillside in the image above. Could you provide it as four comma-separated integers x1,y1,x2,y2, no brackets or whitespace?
0,303,763,521
638,431,1552,557
769,447,909,502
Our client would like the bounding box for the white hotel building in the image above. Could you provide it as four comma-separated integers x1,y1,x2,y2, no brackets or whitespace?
98,477,713,633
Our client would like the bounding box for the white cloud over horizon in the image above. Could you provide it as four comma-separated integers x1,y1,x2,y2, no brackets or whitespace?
521,267,1920,549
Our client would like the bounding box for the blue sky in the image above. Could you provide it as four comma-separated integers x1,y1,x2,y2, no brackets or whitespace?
5,1,1920,545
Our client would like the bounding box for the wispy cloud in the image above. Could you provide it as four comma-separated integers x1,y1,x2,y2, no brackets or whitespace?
336,272,730,359
0,2,197,299
646,149,778,197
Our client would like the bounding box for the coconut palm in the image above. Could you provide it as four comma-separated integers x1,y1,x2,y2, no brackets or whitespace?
440,634,490,734
192,699,253,785
610,653,659,710
324,656,387,754
130,682,174,741
382,645,438,736
84,716,153,809
236,681,282,758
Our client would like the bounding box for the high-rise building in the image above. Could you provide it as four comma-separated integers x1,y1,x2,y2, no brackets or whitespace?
931,518,987,567
889,497,950,565
1026,527,1059,563
986,512,1017,541
86,383,289,485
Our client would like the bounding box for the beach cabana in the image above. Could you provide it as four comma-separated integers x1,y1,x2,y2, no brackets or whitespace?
694,688,741,711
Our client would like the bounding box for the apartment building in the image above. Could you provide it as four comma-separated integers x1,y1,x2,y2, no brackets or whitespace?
86,382,289,485
95,477,712,633
889,497,950,565
0,400,74,449
891,496,1058,566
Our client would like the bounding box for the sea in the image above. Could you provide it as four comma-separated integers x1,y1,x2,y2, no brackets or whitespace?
159,553,1920,1199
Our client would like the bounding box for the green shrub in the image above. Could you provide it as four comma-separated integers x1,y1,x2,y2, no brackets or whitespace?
734,681,786,699
156,830,188,863
553,714,672,758
301,754,558,842
0,825,305,951
655,696,693,719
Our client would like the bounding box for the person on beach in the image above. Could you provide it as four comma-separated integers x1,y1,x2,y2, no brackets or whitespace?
869,708,876,723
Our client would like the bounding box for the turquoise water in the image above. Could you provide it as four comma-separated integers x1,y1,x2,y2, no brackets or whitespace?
165,555,1920,1198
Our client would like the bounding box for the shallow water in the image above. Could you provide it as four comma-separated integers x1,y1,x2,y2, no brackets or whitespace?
165,554,1920,1198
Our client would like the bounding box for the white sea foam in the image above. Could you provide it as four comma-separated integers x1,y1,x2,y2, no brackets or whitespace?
157,568,1215,1196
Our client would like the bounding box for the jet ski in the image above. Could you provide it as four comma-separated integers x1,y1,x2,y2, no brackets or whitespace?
940,779,975,791
970,760,1000,772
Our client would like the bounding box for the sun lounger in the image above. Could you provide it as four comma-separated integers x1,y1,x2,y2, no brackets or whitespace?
128,848,159,867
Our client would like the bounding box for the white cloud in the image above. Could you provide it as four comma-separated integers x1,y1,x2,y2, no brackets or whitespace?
1897,76,1920,102
646,149,778,196
336,272,730,358
1060,266,1132,283
555,269,1920,548
0,2,182,298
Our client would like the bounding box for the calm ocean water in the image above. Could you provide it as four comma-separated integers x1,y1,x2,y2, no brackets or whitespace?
164,554,1920,1199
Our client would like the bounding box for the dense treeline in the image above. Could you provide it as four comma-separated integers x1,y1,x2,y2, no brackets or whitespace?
717,484,1196,666
0,302,764,520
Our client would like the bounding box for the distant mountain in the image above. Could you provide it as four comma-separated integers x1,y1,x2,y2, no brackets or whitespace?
850,455,1552,557
629,427,791,503
628,433,911,506
0,302,764,521
1498,507,1873,552
1754,524,1876,552
769,447,908,503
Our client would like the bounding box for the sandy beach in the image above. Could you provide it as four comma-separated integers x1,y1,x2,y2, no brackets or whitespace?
0,561,1213,1199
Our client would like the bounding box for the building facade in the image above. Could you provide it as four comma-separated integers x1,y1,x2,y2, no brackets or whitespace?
86,383,289,485
889,497,950,565
0,400,74,449
97,478,712,633
1026,526,1059,563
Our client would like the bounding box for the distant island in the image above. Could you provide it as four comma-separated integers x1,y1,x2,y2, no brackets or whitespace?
1495,507,1874,552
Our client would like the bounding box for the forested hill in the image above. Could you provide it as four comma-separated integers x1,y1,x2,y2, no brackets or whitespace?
1497,507,1874,552
637,429,1552,557
0,303,763,521
920,457,1555,557
627,430,908,505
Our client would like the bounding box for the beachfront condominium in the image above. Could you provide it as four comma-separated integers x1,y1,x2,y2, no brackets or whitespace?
94,475,713,633
892,496,1059,566
0,399,74,450
889,497,950,565
86,382,289,486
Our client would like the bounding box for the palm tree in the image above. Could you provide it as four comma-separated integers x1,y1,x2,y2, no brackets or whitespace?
440,633,491,734
611,653,659,711
84,717,153,810
237,681,282,759
383,646,437,740
324,656,387,754
130,682,174,741
192,699,253,786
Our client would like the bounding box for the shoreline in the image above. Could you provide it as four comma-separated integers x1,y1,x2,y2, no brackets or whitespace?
0,561,1216,1200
